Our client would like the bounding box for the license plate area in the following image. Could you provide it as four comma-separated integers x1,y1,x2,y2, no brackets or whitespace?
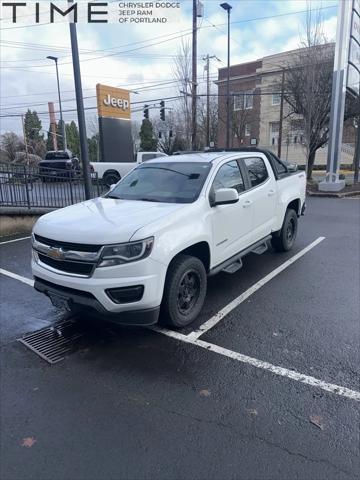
48,292,72,311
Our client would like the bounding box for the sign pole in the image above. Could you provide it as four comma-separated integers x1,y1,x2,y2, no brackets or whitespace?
68,0,92,200
319,0,353,192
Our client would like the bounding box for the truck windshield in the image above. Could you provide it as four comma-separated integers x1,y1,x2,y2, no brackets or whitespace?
44,152,70,160
106,162,212,204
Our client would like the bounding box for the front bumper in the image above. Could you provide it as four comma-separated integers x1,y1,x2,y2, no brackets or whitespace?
32,255,167,325
34,277,160,325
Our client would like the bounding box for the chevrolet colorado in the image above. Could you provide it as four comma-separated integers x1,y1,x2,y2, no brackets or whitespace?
32,149,306,327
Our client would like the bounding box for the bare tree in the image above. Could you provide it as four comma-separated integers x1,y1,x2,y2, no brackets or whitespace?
172,40,192,149
283,7,334,179
197,96,219,148
0,132,24,162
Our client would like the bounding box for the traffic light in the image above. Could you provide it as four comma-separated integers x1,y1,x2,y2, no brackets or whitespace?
160,100,165,121
144,105,149,119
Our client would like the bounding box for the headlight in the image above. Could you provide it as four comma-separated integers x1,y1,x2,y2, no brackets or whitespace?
98,237,154,267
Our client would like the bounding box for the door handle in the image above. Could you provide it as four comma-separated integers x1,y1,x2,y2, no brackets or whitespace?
268,189,276,197
243,200,252,208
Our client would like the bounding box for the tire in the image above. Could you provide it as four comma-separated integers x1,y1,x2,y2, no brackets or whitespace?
161,254,207,328
271,208,298,252
103,171,120,187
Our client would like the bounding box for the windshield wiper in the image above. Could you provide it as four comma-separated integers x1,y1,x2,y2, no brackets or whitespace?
139,198,161,202
106,194,123,199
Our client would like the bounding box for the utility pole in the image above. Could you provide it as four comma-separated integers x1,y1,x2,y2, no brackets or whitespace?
21,115,29,165
46,56,67,149
68,0,92,200
277,68,285,158
220,3,232,149
191,0,197,150
203,54,219,147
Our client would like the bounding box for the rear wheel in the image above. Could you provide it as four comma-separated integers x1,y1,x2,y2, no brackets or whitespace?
161,255,207,328
271,208,298,252
103,170,120,187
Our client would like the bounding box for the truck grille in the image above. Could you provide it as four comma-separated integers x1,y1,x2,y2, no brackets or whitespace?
34,236,101,277
38,254,94,276
34,235,101,253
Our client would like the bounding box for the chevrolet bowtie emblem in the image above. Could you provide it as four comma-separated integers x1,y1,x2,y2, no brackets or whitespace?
48,247,65,260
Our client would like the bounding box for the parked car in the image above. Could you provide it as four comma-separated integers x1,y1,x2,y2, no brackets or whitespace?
39,150,80,181
31,149,306,327
91,151,167,186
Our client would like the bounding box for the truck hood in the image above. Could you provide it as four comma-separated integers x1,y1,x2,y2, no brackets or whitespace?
34,197,185,245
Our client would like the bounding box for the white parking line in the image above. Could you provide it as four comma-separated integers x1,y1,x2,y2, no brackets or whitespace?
151,326,360,402
0,236,31,245
187,237,326,340
0,268,34,287
3,250,360,402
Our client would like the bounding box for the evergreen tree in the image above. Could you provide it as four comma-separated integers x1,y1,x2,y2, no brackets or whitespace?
139,119,157,151
24,109,43,142
66,121,80,157
88,134,99,162
23,110,45,157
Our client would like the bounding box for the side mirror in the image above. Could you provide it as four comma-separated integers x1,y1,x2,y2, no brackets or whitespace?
287,163,298,172
213,188,239,206
109,184,116,191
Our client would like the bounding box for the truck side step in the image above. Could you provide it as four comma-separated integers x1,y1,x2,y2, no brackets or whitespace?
222,258,243,274
251,242,268,255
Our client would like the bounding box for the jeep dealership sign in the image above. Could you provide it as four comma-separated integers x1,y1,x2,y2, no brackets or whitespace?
96,84,133,162
96,84,131,120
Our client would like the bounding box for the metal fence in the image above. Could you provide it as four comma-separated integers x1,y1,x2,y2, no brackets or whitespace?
0,163,107,209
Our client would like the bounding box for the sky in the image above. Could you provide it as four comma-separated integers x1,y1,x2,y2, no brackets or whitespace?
0,0,339,135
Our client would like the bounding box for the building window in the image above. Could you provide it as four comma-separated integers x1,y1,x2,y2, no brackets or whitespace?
244,90,253,109
269,122,279,145
233,90,253,111
245,124,251,136
234,94,243,111
272,93,281,106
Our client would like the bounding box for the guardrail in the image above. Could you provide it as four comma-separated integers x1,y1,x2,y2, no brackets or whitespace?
0,163,107,209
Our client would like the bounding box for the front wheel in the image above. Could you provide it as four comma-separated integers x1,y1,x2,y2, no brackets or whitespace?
271,208,298,252
161,255,207,328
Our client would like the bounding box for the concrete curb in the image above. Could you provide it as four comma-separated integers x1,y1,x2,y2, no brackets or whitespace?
307,190,360,198
0,207,56,215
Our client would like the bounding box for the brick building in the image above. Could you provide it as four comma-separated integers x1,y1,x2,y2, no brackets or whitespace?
216,45,356,165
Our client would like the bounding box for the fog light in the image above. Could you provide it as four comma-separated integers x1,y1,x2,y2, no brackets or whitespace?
106,285,144,304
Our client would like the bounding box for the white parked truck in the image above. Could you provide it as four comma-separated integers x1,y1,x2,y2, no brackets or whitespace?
32,148,306,327
91,151,167,186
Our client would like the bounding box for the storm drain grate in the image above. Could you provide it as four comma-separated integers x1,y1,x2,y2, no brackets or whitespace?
18,319,84,364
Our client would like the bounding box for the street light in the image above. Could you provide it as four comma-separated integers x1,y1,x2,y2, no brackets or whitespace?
46,55,67,150
220,2,232,149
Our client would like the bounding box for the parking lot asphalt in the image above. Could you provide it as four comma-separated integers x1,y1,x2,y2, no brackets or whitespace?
0,196,359,480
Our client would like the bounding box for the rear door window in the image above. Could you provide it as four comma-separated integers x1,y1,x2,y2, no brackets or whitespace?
244,157,269,187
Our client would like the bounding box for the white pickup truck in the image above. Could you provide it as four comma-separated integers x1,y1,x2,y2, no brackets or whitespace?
91,151,167,186
31,149,306,327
